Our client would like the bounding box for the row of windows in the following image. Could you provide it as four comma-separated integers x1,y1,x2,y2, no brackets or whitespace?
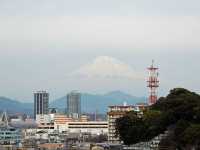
34,93,49,118
68,127,107,128
68,124,108,125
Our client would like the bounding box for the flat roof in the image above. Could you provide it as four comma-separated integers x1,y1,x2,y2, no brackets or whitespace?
108,106,135,108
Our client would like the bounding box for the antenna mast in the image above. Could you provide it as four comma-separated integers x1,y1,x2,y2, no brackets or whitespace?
147,60,159,104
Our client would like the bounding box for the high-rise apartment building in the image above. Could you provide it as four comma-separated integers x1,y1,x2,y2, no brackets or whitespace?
107,102,136,143
34,91,49,119
66,91,81,119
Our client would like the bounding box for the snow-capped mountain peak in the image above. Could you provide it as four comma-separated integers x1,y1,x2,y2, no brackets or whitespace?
68,56,146,79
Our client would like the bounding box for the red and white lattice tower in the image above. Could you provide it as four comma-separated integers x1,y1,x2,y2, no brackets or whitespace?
147,60,159,104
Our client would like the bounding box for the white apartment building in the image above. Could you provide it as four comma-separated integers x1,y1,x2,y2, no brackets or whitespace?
107,102,136,143
66,122,108,135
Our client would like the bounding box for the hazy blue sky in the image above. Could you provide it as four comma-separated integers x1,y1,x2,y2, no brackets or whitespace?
0,0,200,102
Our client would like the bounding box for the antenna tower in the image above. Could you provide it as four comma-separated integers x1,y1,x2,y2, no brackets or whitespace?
147,60,159,104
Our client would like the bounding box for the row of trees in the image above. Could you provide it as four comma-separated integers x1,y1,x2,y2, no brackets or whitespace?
115,88,200,149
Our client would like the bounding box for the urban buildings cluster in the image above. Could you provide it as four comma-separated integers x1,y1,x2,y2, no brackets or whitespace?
0,61,160,149
0,90,150,149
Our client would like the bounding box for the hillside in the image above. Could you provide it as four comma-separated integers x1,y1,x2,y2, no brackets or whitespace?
0,91,148,116
0,96,33,116
50,91,148,113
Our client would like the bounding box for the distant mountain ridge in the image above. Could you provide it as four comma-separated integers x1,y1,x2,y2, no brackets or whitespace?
0,96,33,116
50,91,148,113
0,91,148,116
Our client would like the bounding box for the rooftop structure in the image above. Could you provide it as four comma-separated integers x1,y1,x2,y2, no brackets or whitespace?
0,129,21,144
0,111,11,129
137,103,149,111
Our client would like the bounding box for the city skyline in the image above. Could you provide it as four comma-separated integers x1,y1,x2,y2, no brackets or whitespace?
0,0,200,102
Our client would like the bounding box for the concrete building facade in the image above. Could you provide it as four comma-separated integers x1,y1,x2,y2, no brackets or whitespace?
0,130,21,144
34,91,49,119
107,102,136,143
66,91,81,119
36,114,50,125
53,114,108,134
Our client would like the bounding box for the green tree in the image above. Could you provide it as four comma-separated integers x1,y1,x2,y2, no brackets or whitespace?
115,113,143,145
115,88,200,149
180,124,200,148
142,110,166,140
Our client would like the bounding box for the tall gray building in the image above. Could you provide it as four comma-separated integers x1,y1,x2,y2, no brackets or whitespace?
34,91,49,119
66,91,81,119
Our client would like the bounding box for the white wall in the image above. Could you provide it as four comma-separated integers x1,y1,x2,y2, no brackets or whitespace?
36,114,50,124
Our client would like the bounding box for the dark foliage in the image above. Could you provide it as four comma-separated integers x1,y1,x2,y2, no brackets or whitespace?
115,113,144,145
115,88,200,149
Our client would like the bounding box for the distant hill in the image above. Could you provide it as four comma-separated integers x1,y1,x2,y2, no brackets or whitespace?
50,91,148,113
0,96,33,116
102,90,147,105
20,103,34,110
0,91,148,116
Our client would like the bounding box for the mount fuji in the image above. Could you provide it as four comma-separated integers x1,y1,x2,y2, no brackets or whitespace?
68,56,146,79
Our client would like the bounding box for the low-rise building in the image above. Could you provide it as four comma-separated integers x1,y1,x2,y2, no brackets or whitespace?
67,121,108,135
38,123,54,129
53,114,108,134
82,114,107,121
136,103,149,117
0,129,21,144
36,114,50,125
38,143,64,149
54,114,71,131
137,103,149,111
81,115,88,122
25,129,59,141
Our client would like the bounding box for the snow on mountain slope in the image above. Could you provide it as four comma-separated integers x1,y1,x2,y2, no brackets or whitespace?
68,56,146,79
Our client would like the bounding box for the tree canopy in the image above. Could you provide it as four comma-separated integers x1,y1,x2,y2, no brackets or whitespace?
115,88,200,149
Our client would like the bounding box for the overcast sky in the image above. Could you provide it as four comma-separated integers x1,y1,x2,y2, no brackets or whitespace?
0,0,200,102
